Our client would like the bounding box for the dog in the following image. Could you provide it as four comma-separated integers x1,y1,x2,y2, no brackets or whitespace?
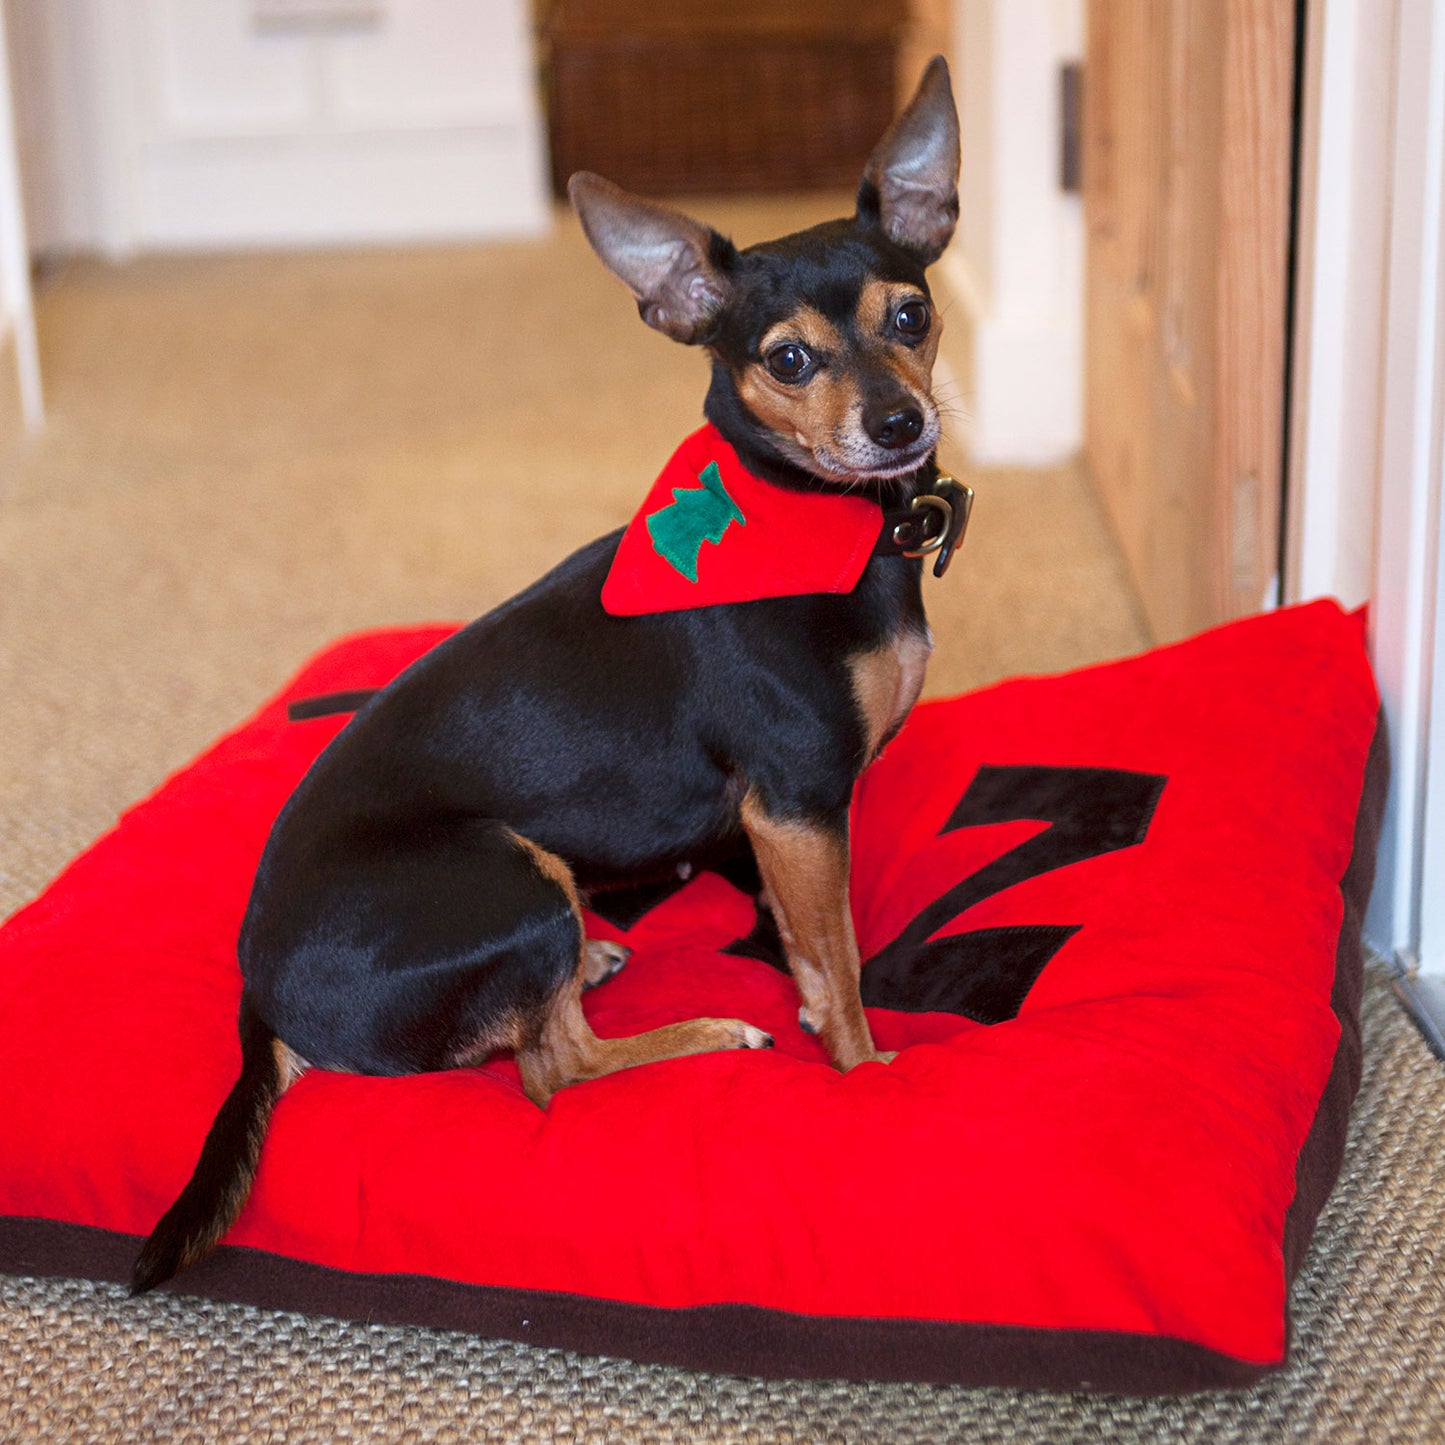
132,56,962,1294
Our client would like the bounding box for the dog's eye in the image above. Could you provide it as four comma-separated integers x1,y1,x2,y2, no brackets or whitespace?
764,343,814,383
894,301,931,338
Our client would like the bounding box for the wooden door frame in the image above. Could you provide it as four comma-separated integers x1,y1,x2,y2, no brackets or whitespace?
1081,1,1296,645
1287,0,1445,1019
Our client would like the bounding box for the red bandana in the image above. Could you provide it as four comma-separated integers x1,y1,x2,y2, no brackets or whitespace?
601,425,885,616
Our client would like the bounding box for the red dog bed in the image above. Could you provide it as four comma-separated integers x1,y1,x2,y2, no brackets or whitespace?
0,601,1383,1393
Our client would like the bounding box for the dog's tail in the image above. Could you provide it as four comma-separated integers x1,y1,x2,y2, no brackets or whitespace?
131,999,296,1294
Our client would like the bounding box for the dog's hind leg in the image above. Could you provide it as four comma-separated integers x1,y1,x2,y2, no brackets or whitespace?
516,970,774,1108
508,836,772,1107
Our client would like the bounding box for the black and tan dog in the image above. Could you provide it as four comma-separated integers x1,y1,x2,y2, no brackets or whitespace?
134,58,962,1293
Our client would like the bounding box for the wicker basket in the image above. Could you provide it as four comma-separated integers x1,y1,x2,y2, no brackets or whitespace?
543,1,905,197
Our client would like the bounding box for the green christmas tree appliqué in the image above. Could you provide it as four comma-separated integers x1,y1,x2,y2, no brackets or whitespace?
645,461,746,582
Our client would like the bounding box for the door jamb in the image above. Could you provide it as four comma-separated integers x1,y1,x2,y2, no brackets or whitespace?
1287,0,1445,1024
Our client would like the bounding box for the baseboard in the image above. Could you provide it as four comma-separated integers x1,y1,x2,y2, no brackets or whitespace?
931,251,977,464
1392,955,1445,1061
935,248,1082,469
937,248,987,324
132,124,551,250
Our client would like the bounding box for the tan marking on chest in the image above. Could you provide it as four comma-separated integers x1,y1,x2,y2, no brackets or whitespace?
850,628,933,765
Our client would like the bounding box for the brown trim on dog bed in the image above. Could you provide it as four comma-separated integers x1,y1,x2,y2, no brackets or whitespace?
0,1215,1267,1393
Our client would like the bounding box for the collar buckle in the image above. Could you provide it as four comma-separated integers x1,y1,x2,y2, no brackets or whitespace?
877,472,975,578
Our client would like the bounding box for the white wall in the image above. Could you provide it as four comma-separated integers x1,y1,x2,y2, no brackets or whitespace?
943,0,1083,467
0,0,41,432
8,0,549,255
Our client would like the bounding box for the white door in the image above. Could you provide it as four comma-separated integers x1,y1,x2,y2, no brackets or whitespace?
8,0,550,254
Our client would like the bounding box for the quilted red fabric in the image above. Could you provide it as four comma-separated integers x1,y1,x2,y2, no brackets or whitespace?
0,601,1382,1392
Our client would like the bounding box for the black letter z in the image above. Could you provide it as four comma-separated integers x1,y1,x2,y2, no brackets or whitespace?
859,765,1166,1023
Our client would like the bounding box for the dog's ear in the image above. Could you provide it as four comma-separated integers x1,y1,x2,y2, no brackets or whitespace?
859,56,960,265
569,173,731,344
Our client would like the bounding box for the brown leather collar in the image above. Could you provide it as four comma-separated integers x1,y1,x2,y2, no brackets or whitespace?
874,473,975,577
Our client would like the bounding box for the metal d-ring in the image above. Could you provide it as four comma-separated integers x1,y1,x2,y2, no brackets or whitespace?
899,492,953,558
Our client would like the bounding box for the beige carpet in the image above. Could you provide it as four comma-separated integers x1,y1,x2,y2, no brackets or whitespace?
2,196,1439,1441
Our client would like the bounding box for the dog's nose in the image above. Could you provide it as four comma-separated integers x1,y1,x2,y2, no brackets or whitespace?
864,402,924,450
